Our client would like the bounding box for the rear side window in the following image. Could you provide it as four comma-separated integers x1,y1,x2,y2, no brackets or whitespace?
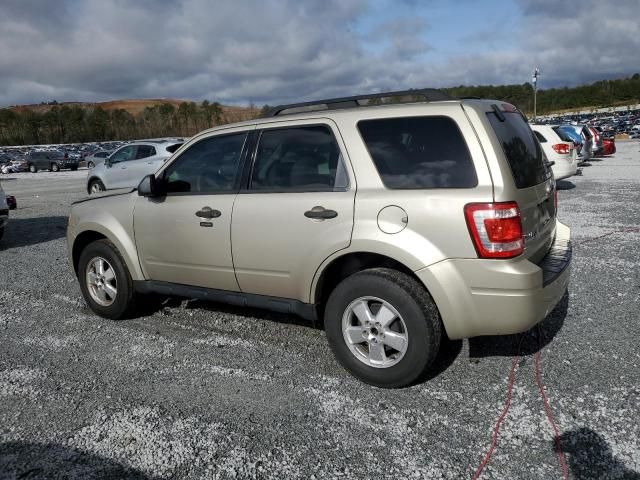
250,126,348,192
136,145,156,159
357,116,477,189
487,112,549,189
533,131,547,143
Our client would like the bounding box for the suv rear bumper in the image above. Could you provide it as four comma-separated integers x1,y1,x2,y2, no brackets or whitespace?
416,221,571,339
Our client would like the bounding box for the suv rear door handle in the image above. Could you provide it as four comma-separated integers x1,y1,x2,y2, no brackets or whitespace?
195,207,221,219
304,206,338,220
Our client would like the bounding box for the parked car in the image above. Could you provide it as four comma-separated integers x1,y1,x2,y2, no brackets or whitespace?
1,160,28,174
26,151,80,172
561,125,593,163
601,137,616,155
588,127,603,155
0,181,9,240
86,150,112,169
530,125,578,180
87,141,183,193
68,91,572,388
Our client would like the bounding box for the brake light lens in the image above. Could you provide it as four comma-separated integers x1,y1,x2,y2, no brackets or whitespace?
552,143,570,154
464,202,524,258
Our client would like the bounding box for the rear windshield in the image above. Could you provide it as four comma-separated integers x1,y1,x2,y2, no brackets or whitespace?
487,112,549,189
553,127,575,143
357,116,477,189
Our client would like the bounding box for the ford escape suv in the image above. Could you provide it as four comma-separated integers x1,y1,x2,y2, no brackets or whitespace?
67,89,571,388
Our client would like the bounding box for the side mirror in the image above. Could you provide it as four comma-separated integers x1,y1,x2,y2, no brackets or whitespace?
138,174,163,197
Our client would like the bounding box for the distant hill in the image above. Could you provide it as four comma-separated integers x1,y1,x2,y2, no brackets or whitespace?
9,98,256,122
1,98,259,146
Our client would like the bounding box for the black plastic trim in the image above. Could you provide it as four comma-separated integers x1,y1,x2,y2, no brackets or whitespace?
133,280,318,322
537,236,572,287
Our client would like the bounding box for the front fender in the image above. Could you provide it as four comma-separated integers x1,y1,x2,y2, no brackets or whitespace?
67,193,144,281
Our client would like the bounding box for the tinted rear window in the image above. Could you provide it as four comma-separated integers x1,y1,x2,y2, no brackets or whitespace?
553,127,574,142
357,116,477,189
487,112,549,189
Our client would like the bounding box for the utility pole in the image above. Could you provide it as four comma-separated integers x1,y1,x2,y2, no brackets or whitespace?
532,66,540,122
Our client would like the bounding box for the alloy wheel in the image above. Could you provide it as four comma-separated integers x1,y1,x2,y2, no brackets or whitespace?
342,296,408,368
85,257,117,306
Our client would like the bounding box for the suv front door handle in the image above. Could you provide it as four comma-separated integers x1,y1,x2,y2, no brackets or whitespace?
196,207,222,219
304,206,338,220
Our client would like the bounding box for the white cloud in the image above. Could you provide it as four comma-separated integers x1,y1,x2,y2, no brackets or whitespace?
0,0,638,106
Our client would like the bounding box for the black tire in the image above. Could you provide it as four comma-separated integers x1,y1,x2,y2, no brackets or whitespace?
29,164,37,173
87,161,95,169
70,166,78,171
88,179,105,194
77,239,137,320
324,268,442,388
0,227,4,241
51,163,60,172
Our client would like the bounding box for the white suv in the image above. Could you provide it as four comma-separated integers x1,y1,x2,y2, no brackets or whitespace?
87,140,183,193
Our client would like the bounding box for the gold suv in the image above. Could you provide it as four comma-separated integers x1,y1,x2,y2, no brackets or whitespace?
67,90,571,388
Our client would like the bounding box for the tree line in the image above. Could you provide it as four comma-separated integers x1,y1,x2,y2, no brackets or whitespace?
443,73,640,115
2,74,639,146
0,101,260,146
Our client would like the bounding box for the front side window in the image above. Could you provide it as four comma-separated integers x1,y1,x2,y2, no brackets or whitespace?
163,133,246,194
358,116,477,189
250,126,348,192
110,146,136,164
136,145,156,159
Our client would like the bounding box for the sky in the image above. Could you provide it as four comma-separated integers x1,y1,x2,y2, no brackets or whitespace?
1,0,639,107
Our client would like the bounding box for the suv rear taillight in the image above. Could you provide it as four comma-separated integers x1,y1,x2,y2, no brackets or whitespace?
464,202,524,259
552,143,570,154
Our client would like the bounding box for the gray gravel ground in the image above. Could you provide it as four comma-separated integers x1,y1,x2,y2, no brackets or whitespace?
0,142,639,479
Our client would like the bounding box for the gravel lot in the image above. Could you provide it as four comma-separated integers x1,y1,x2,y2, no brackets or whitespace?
1,142,639,480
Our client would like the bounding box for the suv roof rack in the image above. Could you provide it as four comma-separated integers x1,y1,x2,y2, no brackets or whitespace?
264,88,451,117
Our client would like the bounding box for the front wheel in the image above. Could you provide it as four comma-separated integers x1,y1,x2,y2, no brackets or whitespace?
29,164,37,173
87,161,95,169
77,239,137,319
51,163,60,172
324,268,442,388
89,179,105,194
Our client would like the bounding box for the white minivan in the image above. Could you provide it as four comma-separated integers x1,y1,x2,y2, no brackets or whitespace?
87,140,183,193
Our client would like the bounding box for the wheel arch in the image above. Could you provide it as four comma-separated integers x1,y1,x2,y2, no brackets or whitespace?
312,251,425,315
71,225,144,281
87,176,103,194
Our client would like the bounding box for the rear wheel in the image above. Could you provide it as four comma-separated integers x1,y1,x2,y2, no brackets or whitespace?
70,166,78,171
324,268,442,388
77,239,137,319
51,163,60,172
87,161,95,169
89,179,105,194
0,227,4,241
29,164,37,173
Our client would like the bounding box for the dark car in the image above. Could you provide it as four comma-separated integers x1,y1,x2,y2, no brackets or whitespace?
26,151,80,173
